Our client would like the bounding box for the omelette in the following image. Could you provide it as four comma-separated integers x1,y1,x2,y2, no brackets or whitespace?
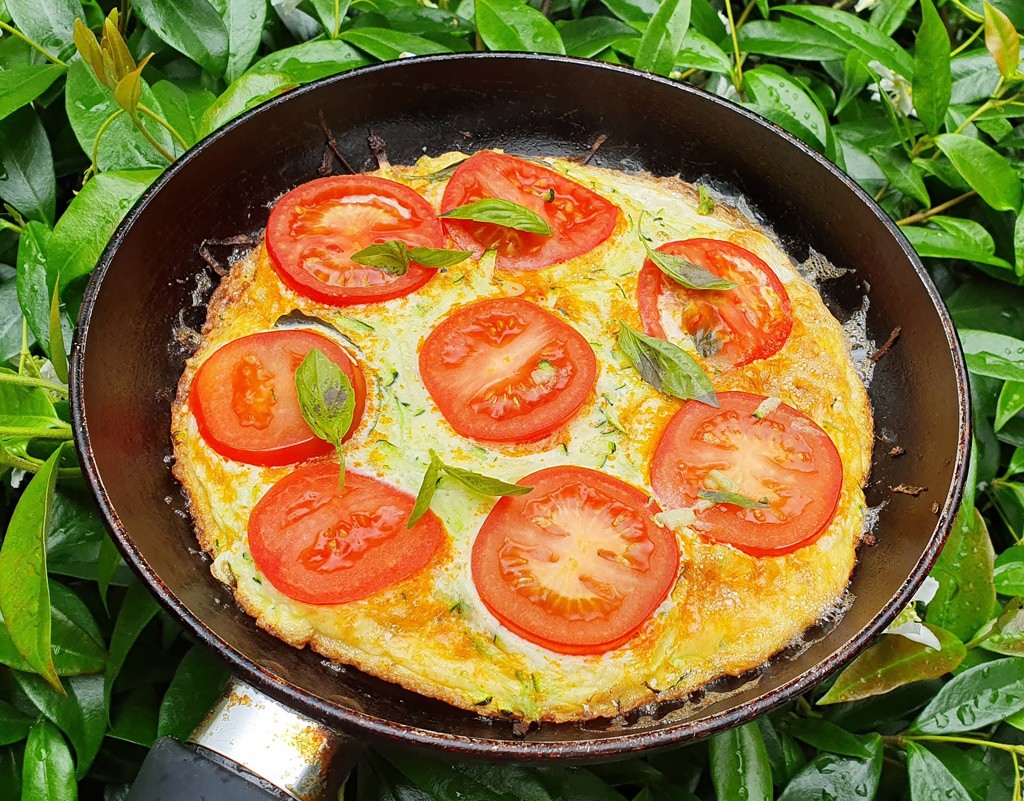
171,150,873,724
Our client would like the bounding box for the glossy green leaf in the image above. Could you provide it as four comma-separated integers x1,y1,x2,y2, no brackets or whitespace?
778,6,914,78
777,735,882,801
757,718,806,787
47,283,66,384
199,72,297,137
475,0,565,55
558,17,638,58
96,534,121,608
871,147,929,206
995,544,1024,596
246,40,370,84
996,381,1024,430
735,19,847,62
597,0,661,31
818,627,965,704
14,221,50,355
20,719,75,801
0,65,66,123
0,447,61,689
709,721,772,801
47,169,161,291
308,0,352,36
634,0,691,76
934,133,1024,213
341,27,451,59
5,0,82,59
129,0,230,75
906,742,972,801
781,719,873,759
441,198,553,234
104,581,159,711
912,0,951,136
985,0,1021,78
870,0,916,36
912,657,1024,733
0,699,33,746
926,506,996,641
0,107,54,225
902,217,1014,270
674,30,731,74
13,672,105,779
0,278,25,364
745,67,832,153
644,242,736,290
157,645,229,740
148,81,213,148
210,0,268,82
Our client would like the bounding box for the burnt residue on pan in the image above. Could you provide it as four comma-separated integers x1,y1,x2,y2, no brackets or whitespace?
70,54,970,762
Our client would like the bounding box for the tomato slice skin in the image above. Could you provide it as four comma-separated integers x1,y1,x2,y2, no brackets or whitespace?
190,329,366,466
266,176,444,305
440,151,620,271
472,466,679,655
248,464,445,605
650,391,843,557
637,239,793,369
419,297,598,443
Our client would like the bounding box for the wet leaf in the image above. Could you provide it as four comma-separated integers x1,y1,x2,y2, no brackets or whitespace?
474,0,565,55
912,657,1024,734
0,107,55,226
906,742,972,801
20,719,75,801
777,734,882,801
912,0,951,136
198,72,297,136
0,66,67,123
709,721,772,801
934,134,1024,214
781,719,874,759
130,0,230,76
634,0,691,76
926,506,996,641
209,0,268,82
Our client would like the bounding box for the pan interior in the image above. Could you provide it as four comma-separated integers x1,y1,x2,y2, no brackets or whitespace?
73,54,968,759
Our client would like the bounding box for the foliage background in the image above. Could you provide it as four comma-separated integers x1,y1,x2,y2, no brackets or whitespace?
0,0,1023,798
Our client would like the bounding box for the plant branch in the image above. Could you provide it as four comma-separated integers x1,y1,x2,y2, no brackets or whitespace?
896,191,977,226
0,20,66,66
725,0,744,92
136,104,189,151
129,111,176,162
0,426,72,440
0,372,69,396
91,109,125,171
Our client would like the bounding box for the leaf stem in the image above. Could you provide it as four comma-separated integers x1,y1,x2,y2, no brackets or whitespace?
895,733,1024,756
725,0,744,92
91,109,126,171
129,111,175,162
332,0,341,37
0,373,69,396
0,219,24,235
135,104,189,153
0,20,66,67
896,191,977,226
947,0,983,23
736,0,756,27
0,426,72,440
0,450,80,479
951,24,984,56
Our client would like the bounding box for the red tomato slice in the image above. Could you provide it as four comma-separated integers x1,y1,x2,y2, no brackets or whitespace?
248,464,446,605
440,151,620,271
190,329,366,466
650,391,843,557
472,466,679,654
419,297,597,442
637,239,793,369
266,176,444,305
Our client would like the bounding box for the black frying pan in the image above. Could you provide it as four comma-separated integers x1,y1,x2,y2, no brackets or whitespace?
70,53,970,796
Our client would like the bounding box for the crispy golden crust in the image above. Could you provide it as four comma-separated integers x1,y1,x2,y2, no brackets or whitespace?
171,154,873,723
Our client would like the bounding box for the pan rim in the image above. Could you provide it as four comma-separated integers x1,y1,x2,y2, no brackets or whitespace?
70,52,972,760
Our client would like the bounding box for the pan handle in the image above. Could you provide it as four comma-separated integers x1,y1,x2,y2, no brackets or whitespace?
126,678,362,801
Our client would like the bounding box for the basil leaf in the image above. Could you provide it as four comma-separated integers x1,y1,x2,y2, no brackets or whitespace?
440,198,553,236
351,241,471,276
698,489,770,508
295,348,355,489
409,246,473,268
617,323,717,406
407,454,443,529
697,185,714,215
644,242,736,291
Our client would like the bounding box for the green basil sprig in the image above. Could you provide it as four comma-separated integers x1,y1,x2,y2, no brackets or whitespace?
643,241,737,291
440,198,553,235
294,348,356,490
350,240,472,276
698,489,770,509
617,323,718,407
408,450,533,527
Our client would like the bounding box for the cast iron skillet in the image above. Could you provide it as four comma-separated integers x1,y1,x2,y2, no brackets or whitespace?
71,54,970,765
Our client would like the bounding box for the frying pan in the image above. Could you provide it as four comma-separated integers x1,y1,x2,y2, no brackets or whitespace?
70,54,970,799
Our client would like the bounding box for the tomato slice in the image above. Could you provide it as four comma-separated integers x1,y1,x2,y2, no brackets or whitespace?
637,239,793,369
248,464,446,605
472,466,678,654
266,176,444,305
440,151,620,271
190,329,366,466
650,392,843,557
418,297,597,442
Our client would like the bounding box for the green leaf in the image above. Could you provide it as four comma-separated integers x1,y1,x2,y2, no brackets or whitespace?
735,19,847,62
960,329,1024,381
777,735,882,801
441,198,553,235
782,719,873,759
871,147,929,207
934,134,1024,213
246,39,370,84
597,0,661,31
617,323,717,406
698,489,770,508
474,0,566,55
0,278,28,364
209,0,268,82
13,672,105,779
20,720,75,801
306,0,350,36
0,746,21,801
912,657,1024,733
0,446,61,689
994,544,1024,596
870,0,917,35
633,0,691,76
996,381,1024,430
47,169,161,291
912,0,951,137
6,0,82,59
558,17,638,58
157,645,229,740
0,65,66,123
902,217,1013,270
757,718,806,787
0,699,33,747
104,581,159,712
409,247,474,268
408,452,444,529
906,743,972,801
129,0,230,75
644,242,736,290
976,598,1024,656
47,283,67,384
350,240,471,275
744,67,833,154
295,348,355,486
925,506,995,641
340,28,451,60
199,72,297,137
149,81,215,148
108,684,160,747
709,721,772,801
0,107,55,226
985,0,1021,79
385,748,566,801
778,6,914,79
96,534,121,609
818,627,965,704
408,450,532,527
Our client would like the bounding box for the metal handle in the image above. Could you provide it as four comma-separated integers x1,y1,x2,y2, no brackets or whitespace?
127,678,362,801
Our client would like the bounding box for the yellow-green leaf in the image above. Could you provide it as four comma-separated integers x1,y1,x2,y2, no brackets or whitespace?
985,1,1021,79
